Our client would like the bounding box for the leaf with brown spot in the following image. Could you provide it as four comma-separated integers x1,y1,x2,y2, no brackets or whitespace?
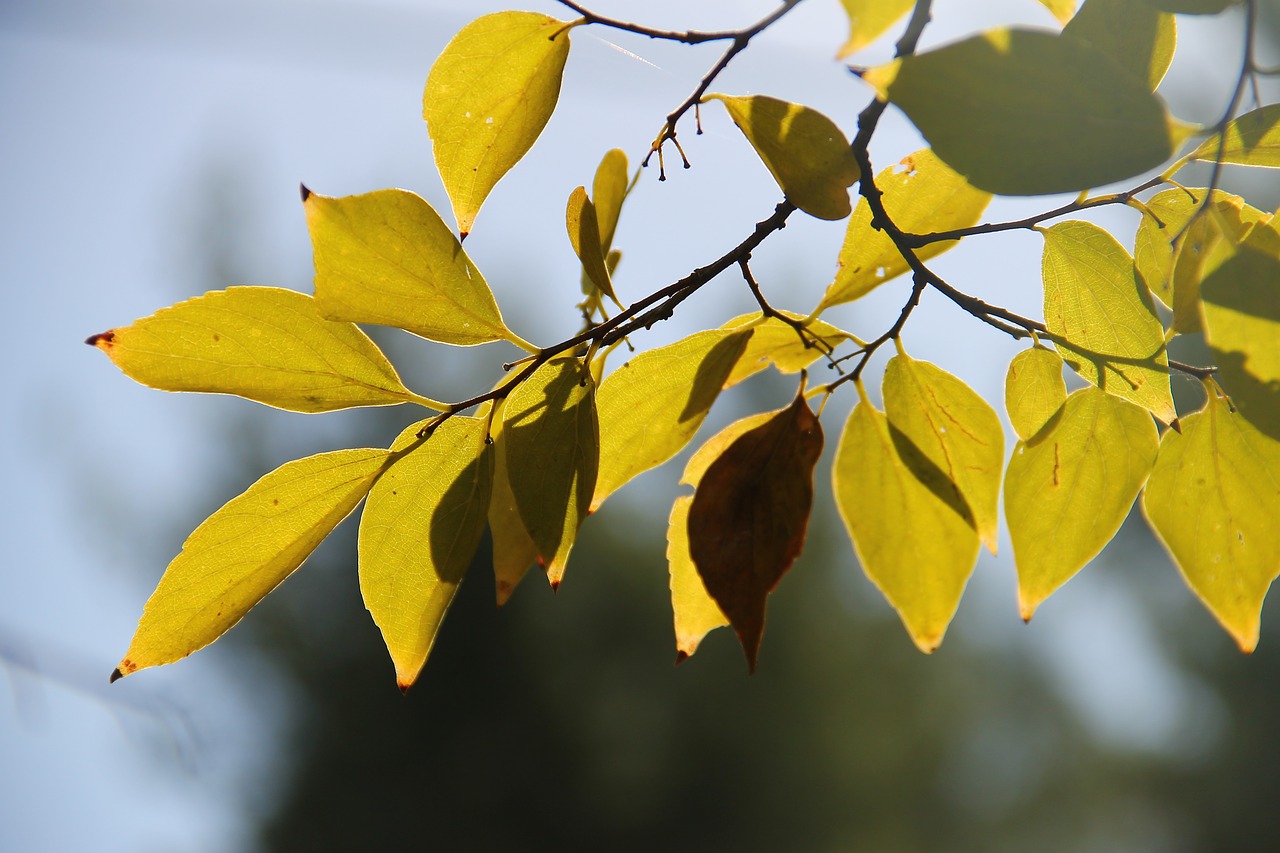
686,391,824,672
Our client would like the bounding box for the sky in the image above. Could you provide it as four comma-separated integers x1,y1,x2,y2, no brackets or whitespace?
0,1,1270,851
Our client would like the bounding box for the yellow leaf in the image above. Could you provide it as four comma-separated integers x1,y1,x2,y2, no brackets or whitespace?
1138,0,1238,15
425,11,573,236
1006,387,1158,619
1063,0,1175,89
1005,345,1067,441
1042,220,1176,424
833,394,981,652
304,188,522,348
86,286,439,413
861,29,1194,195
1143,389,1280,652
1201,222,1280,439
360,417,493,690
835,0,913,58
816,149,991,311
1192,104,1280,168
702,94,860,220
487,401,539,606
503,354,598,587
1168,199,1263,333
667,495,729,661
112,449,390,680
592,148,630,256
1037,0,1080,24
593,329,751,510
720,313,854,388
566,186,620,306
883,347,1005,554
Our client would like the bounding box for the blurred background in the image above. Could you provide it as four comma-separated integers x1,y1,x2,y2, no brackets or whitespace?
4,0,1280,850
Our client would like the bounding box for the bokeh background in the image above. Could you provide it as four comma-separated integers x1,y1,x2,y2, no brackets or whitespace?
4,1,1280,850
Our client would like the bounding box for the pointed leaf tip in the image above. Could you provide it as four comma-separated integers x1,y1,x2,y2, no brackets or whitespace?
109,668,123,684
398,682,412,696
299,183,312,202
674,650,689,666
85,330,116,348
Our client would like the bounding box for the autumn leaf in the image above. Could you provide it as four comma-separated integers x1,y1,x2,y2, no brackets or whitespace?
1062,0,1175,90
1005,346,1068,441
720,313,855,389
487,399,540,606
835,0,913,58
686,391,824,671
566,186,621,307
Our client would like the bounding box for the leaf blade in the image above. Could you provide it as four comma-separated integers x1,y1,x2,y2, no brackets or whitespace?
1005,345,1067,441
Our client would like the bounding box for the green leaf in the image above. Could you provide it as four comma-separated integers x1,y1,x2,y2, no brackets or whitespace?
1201,222,1280,439
1042,220,1176,423
304,188,522,348
592,148,630,256
112,449,390,680
1143,389,1280,652
688,391,824,672
884,347,1005,553
360,416,494,690
593,329,752,511
566,186,620,307
720,312,854,389
503,354,599,586
1038,0,1080,23
835,0,913,58
861,29,1194,195
817,149,991,311
424,11,573,236
1063,0,1176,89
1136,0,1238,13
833,391,981,652
702,94,860,220
487,400,540,605
1192,104,1280,168
86,286,439,413
1005,345,1068,441
1006,387,1158,619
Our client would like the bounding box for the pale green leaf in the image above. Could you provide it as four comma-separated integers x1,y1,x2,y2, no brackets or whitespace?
304,188,521,348
861,29,1194,195
566,186,620,306
1063,0,1176,89
1137,0,1238,13
1006,387,1158,618
703,94,860,220
1042,220,1176,423
817,148,991,311
884,348,1005,553
720,312,855,388
1143,389,1280,651
1192,105,1280,168
113,449,390,680
424,11,573,236
487,401,539,605
833,395,981,652
503,354,598,586
1037,0,1080,24
1202,222,1280,438
360,416,493,690
86,286,439,413
1005,345,1068,441
836,0,913,58
593,329,751,510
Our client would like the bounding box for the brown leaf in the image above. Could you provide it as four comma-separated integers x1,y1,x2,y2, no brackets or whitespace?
686,391,824,672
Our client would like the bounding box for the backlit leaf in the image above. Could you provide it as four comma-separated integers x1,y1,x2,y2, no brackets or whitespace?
1037,0,1080,24
593,329,751,510
884,347,1005,553
592,148,629,256
1063,0,1175,89
504,354,598,587
112,449,390,680
1167,198,1263,333
817,149,991,311
703,93,860,220
1192,104,1280,168
836,0,913,58
304,188,520,348
721,312,854,389
424,11,573,236
1137,0,1238,14
1042,220,1176,423
861,29,1193,195
1005,346,1067,441
834,393,980,652
1201,222,1280,439
1006,387,1158,619
667,496,728,661
687,391,824,671
1143,389,1280,651
86,286,438,413
360,416,493,690
487,401,539,605
566,186,620,306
